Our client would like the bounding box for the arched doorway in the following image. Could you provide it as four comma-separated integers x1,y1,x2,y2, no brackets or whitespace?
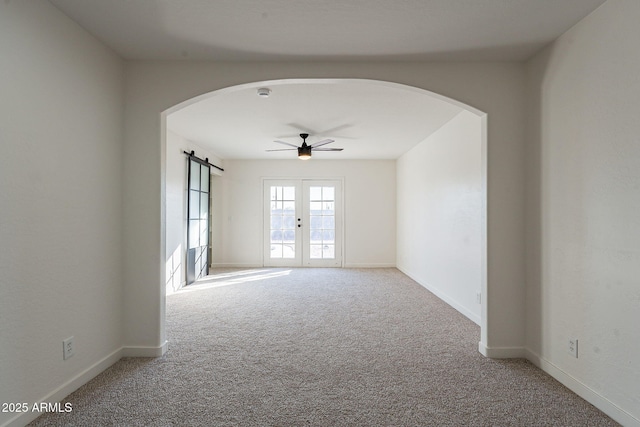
161,78,487,352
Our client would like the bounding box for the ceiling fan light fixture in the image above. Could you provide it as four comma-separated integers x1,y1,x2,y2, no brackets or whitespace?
298,145,312,160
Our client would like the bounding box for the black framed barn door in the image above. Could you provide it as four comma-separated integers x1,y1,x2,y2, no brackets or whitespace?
186,158,210,285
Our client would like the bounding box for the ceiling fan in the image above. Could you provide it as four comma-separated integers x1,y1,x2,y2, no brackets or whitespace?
266,133,343,160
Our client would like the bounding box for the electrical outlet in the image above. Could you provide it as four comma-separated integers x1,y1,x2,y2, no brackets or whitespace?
476,291,482,304
568,338,578,358
63,336,75,360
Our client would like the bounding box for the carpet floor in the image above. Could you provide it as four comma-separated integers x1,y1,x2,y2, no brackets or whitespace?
30,268,618,426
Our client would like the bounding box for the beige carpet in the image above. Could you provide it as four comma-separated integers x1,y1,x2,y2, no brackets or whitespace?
30,268,617,426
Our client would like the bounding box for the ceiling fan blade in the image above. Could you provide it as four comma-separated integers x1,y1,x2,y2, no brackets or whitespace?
309,139,334,148
313,148,343,151
266,148,297,152
273,140,299,148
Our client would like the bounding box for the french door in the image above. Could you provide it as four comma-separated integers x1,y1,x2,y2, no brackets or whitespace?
263,179,342,267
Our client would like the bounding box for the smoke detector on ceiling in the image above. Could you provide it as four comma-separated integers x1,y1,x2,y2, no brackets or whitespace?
257,87,271,98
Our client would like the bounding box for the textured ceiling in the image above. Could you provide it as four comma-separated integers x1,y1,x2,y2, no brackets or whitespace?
49,0,607,160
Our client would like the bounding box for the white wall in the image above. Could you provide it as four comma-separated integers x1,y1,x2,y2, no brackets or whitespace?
4,1,637,425
525,0,640,424
0,2,124,425
165,130,222,295
397,110,483,325
123,62,526,354
211,159,396,268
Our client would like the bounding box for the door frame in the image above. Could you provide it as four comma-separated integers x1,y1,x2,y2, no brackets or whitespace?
263,177,344,267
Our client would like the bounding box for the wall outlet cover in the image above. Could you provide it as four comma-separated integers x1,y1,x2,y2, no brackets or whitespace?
63,336,75,360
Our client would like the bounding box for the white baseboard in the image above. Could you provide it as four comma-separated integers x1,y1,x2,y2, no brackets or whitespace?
122,341,168,357
3,348,123,427
212,263,397,269
525,349,639,427
398,266,481,326
210,263,263,268
478,342,526,358
343,263,396,268
211,262,396,268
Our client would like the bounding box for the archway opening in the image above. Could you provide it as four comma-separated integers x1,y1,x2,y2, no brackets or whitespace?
161,78,488,351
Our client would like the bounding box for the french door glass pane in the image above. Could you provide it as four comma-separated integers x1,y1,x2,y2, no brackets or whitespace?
310,245,323,258
283,215,295,229
283,229,295,242
271,244,283,258
310,215,322,229
283,186,295,200
309,186,335,259
322,229,335,242
323,186,334,201
309,186,322,201
310,201,322,212
310,229,322,243
282,244,295,258
271,215,282,229
283,201,295,212
323,202,335,215
271,230,282,243
270,185,296,259
323,245,335,258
